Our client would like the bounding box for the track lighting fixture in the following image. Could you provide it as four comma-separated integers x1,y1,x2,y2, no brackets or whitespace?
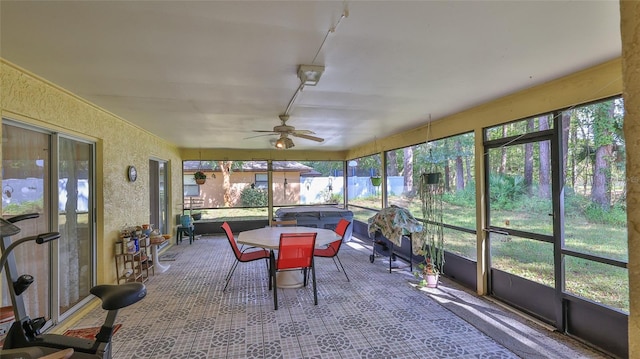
297,65,325,86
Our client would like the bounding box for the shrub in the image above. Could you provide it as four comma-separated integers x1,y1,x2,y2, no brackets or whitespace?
328,192,344,204
563,190,589,219
489,173,526,210
442,180,476,207
584,202,627,226
240,187,267,207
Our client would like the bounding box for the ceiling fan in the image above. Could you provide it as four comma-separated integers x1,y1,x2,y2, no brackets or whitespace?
249,115,324,149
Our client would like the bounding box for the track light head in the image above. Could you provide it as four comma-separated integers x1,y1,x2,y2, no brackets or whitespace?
297,65,325,86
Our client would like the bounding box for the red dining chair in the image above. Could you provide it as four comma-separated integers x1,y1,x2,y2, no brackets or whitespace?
221,222,270,292
271,218,297,227
313,219,351,281
271,232,317,310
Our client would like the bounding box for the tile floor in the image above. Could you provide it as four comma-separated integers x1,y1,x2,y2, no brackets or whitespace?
70,234,609,359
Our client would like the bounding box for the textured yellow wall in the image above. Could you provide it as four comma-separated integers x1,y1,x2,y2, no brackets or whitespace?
621,1,640,357
1,60,183,284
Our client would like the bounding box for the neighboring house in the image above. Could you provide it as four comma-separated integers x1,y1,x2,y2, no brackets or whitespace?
183,161,315,208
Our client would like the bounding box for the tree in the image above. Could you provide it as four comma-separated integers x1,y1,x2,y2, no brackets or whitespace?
460,133,475,187
569,111,579,190
218,161,235,207
387,151,399,176
500,125,508,173
591,102,616,209
465,155,473,186
356,154,382,176
538,116,551,198
300,161,342,176
454,138,464,191
444,161,451,192
403,147,414,194
442,138,451,192
570,99,624,208
524,119,534,194
561,111,571,183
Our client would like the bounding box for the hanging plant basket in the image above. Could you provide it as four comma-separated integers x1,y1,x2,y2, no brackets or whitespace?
370,176,382,187
194,171,207,185
422,172,441,185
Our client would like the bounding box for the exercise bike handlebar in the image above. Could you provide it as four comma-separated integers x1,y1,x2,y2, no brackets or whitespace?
7,213,40,224
35,232,61,244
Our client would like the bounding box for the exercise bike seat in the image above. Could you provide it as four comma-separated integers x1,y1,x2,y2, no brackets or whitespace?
90,282,146,310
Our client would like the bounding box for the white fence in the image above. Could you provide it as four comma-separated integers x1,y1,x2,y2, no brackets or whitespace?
300,176,406,203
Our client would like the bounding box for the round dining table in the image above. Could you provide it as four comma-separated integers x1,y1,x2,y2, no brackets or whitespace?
237,226,341,288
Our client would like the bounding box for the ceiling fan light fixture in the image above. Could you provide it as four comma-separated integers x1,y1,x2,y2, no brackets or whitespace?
297,65,325,86
284,137,295,149
275,136,295,149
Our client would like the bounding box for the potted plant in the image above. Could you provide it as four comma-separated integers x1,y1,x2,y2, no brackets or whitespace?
422,172,441,185
415,234,444,288
370,176,382,187
414,170,445,288
194,171,207,185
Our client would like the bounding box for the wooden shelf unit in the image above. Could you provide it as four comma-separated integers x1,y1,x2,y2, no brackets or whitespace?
115,238,154,284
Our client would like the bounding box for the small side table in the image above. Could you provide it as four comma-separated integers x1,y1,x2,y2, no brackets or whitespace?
177,225,195,245
149,239,170,273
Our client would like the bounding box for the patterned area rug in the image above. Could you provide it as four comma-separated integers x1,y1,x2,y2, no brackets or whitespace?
63,324,121,340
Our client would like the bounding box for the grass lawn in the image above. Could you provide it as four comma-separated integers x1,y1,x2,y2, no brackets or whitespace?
350,196,629,312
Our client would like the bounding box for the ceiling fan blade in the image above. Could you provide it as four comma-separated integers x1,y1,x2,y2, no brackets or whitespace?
244,133,277,140
291,129,315,135
252,130,277,133
291,133,324,142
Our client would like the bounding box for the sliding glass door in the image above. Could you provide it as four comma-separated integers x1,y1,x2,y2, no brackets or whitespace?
1,124,52,320
58,136,95,317
2,120,95,325
149,159,169,235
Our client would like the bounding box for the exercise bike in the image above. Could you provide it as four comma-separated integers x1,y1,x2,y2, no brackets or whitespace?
0,213,147,358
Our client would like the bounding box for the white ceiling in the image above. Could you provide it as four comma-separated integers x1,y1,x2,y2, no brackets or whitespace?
0,1,621,151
